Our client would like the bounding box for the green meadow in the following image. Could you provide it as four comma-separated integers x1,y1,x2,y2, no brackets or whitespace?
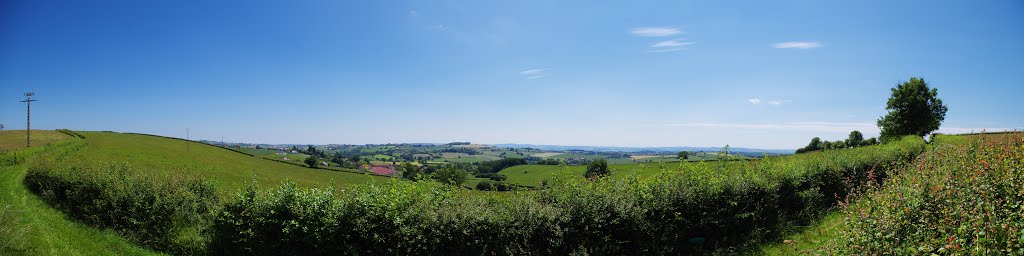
72,132,389,195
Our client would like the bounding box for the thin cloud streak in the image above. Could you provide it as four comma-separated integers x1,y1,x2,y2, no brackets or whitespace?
773,41,822,49
520,68,550,80
667,122,877,133
629,27,683,37
748,99,761,104
651,39,691,48
648,39,694,53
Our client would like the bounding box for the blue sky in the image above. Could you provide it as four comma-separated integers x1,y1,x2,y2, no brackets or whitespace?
1,0,1022,149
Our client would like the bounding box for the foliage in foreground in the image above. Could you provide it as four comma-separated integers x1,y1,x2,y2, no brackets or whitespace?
210,136,925,254
828,133,1024,254
23,141,220,255
22,135,927,254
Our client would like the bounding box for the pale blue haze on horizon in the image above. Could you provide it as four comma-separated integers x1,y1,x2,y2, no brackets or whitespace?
1,0,1022,149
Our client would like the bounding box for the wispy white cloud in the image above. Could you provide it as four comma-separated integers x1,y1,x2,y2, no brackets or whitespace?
667,121,877,133
651,39,691,48
647,38,694,53
520,69,550,80
629,27,683,37
773,41,822,49
748,98,790,106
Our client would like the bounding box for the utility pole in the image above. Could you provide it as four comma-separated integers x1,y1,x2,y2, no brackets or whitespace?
186,128,190,152
20,92,37,147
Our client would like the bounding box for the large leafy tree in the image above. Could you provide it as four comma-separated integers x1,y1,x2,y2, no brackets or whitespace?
877,77,947,141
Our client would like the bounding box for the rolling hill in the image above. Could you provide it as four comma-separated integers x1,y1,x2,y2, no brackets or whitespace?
73,131,390,195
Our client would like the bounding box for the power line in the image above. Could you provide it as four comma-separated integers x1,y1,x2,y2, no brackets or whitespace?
20,92,37,147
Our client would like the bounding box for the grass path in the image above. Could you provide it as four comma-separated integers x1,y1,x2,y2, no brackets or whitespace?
758,212,844,255
0,141,160,255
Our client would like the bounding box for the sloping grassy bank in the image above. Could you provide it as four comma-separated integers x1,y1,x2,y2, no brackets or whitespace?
0,138,159,255
826,132,1024,254
761,132,1024,255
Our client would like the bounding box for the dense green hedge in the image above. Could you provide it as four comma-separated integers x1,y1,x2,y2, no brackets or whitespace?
23,141,220,255
210,136,926,254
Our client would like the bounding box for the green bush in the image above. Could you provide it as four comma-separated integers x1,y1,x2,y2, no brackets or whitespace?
475,172,507,181
24,152,220,255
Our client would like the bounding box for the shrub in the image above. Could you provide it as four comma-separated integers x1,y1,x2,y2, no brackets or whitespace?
474,173,507,181
475,180,516,191
584,158,609,178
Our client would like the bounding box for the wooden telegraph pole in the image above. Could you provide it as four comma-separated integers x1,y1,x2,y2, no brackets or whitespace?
20,92,37,147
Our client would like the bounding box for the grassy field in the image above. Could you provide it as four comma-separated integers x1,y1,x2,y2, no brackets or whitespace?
75,132,389,195
0,130,71,151
235,147,313,166
0,134,160,255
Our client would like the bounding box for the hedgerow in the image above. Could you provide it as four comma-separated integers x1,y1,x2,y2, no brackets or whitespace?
828,133,1024,254
23,142,220,255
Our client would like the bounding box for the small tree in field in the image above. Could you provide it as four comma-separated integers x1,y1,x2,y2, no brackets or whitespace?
584,158,610,178
677,151,689,160
434,167,468,186
846,130,864,148
877,77,947,142
304,155,320,168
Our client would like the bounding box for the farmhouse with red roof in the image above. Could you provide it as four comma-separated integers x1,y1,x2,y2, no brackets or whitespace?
368,165,397,176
